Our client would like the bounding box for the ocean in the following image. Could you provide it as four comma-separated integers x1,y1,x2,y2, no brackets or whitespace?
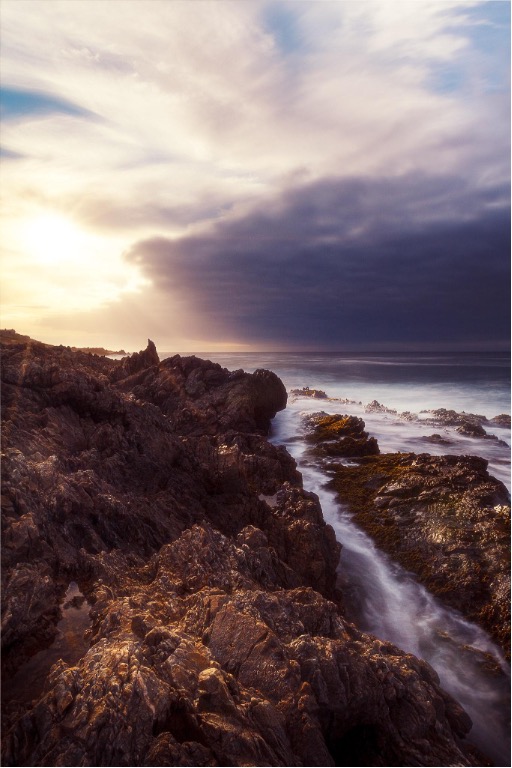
173,351,510,489
163,350,511,765
178,351,510,416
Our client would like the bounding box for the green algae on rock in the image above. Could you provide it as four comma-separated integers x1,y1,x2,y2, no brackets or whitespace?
305,413,380,458
328,452,511,658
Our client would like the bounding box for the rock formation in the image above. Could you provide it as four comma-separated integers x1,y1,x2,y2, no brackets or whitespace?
303,418,510,658
420,408,510,444
290,387,328,399
305,412,380,458
491,414,511,428
1,337,487,766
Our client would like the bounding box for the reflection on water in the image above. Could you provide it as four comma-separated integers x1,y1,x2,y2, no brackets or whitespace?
3,582,91,707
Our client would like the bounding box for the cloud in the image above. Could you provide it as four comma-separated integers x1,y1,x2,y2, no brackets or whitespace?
0,0,509,349
127,173,510,348
1,0,508,195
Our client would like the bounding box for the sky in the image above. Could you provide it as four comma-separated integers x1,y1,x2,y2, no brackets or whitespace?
0,0,510,352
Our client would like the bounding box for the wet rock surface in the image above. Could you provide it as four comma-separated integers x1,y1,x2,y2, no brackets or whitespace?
420,408,510,445
305,413,380,458
326,449,510,658
1,337,486,766
290,387,328,399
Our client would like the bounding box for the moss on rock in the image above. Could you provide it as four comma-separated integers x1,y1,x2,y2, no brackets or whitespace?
328,453,510,658
305,414,380,458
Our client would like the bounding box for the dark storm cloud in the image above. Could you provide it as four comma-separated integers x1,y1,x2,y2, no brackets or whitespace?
127,175,510,349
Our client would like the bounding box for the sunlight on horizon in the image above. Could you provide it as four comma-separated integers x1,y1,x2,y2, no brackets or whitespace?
1,208,150,331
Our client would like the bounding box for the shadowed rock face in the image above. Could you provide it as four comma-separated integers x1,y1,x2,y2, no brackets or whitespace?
1,338,483,766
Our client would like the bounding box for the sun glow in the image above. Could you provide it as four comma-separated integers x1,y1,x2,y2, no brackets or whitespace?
0,209,150,336
22,213,93,266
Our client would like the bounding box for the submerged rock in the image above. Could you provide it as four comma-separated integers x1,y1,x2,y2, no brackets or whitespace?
423,433,453,446
1,335,485,766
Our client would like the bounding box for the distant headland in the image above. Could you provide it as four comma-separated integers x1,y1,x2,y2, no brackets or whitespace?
0,329,126,356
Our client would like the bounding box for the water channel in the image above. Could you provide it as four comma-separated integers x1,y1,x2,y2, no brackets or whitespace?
272,407,511,767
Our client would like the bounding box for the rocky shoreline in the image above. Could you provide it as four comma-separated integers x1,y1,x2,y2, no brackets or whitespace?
303,412,510,659
0,337,501,766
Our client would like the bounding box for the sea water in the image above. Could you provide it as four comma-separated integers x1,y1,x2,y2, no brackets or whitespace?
183,351,511,489
165,350,510,765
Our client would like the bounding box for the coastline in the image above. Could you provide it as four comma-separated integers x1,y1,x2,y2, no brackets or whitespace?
1,336,508,766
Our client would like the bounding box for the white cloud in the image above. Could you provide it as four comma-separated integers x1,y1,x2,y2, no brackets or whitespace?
0,0,508,347
1,0,503,186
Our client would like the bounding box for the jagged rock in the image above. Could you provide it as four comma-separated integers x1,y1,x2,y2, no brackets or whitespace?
1,335,485,766
114,354,287,436
0,339,297,675
3,522,478,768
491,413,511,427
456,422,487,437
71,346,127,356
399,410,418,421
423,408,488,427
365,399,397,415
304,413,380,458
290,387,328,399
114,338,159,379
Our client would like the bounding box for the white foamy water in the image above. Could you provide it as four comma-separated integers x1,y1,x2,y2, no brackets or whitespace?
182,350,510,488
284,395,511,491
271,403,510,767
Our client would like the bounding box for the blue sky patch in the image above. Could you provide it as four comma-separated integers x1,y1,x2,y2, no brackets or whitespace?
428,62,468,95
464,0,511,54
427,2,510,95
0,146,24,159
0,87,90,120
263,2,303,56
